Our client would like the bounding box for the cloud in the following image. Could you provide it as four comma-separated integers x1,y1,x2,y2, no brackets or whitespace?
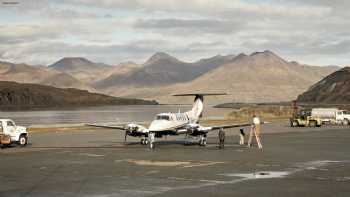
0,0,350,66
133,18,244,35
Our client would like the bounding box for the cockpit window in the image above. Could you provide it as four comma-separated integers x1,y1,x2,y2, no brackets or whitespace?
156,115,170,121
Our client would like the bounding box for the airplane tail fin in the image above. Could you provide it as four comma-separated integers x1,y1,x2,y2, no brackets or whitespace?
173,93,227,120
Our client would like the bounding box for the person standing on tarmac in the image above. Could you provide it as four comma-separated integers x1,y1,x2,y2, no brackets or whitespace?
247,115,263,150
239,128,245,145
218,128,225,149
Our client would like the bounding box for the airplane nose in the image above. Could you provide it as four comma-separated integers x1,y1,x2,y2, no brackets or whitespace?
149,121,163,132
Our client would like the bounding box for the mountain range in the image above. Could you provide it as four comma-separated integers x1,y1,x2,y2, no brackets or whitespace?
0,51,340,104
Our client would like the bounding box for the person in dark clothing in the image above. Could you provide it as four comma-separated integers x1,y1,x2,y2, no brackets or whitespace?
218,128,225,149
239,128,245,145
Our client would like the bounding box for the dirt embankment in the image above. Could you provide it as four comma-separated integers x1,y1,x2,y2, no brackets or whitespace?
225,105,293,122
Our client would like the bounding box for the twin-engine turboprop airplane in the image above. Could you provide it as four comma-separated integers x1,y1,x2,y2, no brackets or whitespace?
88,93,252,148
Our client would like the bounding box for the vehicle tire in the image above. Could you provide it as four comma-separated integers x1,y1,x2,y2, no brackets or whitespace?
144,139,149,145
343,119,349,126
309,121,316,127
140,139,144,145
18,135,27,147
292,121,298,127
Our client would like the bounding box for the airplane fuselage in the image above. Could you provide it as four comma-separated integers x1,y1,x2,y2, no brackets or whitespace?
149,112,190,133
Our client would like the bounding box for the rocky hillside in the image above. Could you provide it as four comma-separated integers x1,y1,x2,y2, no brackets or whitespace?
0,81,157,110
297,67,350,103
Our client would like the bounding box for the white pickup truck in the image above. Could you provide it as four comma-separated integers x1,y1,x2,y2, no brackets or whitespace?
0,119,28,147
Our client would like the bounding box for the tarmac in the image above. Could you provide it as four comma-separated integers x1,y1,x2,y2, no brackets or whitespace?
1,123,350,197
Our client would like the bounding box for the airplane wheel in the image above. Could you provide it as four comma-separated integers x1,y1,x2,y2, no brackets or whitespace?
199,137,206,146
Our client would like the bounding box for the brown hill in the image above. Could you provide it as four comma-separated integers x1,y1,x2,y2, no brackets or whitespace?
0,61,92,91
0,81,157,110
297,67,350,103
49,57,114,84
106,51,338,104
94,52,235,89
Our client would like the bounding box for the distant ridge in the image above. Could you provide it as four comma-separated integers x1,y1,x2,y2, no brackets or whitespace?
49,57,114,84
104,50,339,104
0,51,341,104
0,61,92,91
94,52,236,89
144,52,180,66
49,57,95,70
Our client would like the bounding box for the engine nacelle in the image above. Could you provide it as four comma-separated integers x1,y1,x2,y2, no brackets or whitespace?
125,123,148,135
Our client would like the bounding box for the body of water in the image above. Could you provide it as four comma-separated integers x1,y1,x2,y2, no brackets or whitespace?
0,105,232,126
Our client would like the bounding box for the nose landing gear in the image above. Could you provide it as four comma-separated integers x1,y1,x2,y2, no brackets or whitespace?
199,135,207,146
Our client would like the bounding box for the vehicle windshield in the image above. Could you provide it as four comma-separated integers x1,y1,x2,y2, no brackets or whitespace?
7,121,15,127
343,111,350,115
299,110,311,117
156,115,170,121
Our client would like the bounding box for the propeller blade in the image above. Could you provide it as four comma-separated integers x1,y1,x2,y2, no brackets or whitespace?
124,131,127,142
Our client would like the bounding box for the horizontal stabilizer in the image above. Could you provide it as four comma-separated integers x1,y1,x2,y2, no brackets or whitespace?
173,93,227,97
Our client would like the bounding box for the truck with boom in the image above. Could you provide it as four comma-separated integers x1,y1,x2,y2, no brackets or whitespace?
290,109,322,127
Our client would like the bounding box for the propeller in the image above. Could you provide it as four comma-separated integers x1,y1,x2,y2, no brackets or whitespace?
124,131,128,142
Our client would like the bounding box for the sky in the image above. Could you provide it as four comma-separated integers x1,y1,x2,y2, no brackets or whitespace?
0,0,349,66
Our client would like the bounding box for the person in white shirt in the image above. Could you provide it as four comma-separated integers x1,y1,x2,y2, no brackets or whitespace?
248,115,263,149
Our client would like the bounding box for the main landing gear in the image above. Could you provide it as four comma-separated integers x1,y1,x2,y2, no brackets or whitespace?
199,135,207,146
140,138,149,145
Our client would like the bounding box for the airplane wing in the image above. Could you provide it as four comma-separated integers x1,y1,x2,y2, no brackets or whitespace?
192,121,269,133
207,123,252,130
86,123,127,130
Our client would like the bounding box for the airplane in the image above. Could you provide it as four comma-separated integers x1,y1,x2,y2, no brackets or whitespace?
88,93,254,148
